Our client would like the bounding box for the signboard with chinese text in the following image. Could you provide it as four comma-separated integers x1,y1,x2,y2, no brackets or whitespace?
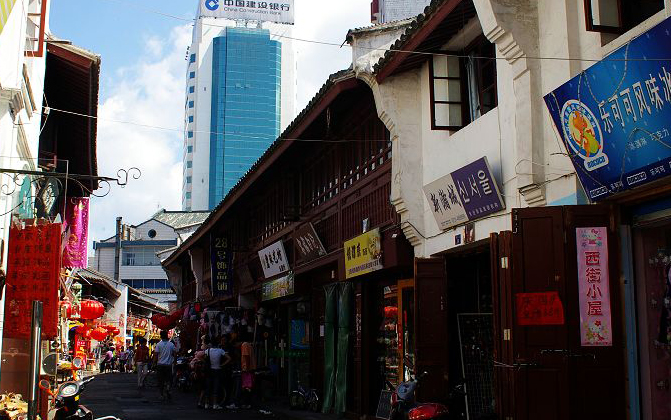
344,228,382,279
259,240,289,279
199,0,294,25
545,16,671,201
261,272,294,301
516,292,565,326
211,234,233,296
4,223,61,338
62,198,89,268
576,227,613,346
294,223,326,262
424,157,504,230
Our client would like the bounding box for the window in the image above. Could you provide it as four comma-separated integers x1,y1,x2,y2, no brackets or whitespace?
147,229,157,238
121,246,166,266
585,0,664,33
190,53,196,63
188,101,194,109
188,131,194,138
186,192,192,199
122,279,171,289
189,71,195,79
189,86,195,93
187,161,193,168
186,176,192,184
188,115,194,123
187,146,193,153
430,37,497,130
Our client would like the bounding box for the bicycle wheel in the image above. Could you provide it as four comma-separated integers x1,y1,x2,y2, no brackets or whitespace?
308,393,320,413
289,391,305,409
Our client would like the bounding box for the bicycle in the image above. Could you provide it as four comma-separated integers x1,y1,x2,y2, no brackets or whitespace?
289,381,320,412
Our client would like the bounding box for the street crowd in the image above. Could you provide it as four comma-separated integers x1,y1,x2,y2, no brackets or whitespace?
99,329,257,409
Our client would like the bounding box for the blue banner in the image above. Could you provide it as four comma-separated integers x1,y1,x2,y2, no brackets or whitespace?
545,16,671,201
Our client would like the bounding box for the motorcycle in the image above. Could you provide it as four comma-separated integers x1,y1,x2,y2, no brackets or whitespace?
174,355,193,391
388,372,450,420
39,356,121,420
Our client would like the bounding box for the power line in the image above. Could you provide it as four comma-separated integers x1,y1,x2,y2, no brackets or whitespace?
94,0,668,63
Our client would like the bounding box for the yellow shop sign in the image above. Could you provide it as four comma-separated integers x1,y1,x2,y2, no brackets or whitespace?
344,228,382,279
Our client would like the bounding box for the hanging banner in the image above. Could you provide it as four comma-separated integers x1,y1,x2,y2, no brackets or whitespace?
545,16,671,201
199,0,295,25
576,227,613,346
62,198,90,268
258,240,289,279
344,228,382,279
424,157,505,230
211,234,234,297
261,272,294,301
294,223,327,262
4,223,61,338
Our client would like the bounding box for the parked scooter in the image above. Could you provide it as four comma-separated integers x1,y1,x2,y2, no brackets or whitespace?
174,355,193,391
388,372,450,420
40,356,121,420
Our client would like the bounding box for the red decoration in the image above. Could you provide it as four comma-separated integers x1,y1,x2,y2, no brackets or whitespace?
79,300,105,320
75,324,90,335
194,302,202,312
111,327,120,335
516,292,565,326
102,324,116,332
59,300,73,318
384,306,398,319
90,327,108,341
4,224,61,338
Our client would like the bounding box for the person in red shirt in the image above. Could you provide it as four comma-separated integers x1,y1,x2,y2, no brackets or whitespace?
134,338,150,389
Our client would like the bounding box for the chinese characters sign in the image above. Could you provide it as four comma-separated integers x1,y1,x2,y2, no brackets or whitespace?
423,157,505,230
545,16,671,201
62,198,89,268
199,0,294,25
344,228,382,279
259,240,289,279
294,223,326,262
4,223,61,338
261,272,294,301
516,292,565,326
211,234,233,296
576,227,612,346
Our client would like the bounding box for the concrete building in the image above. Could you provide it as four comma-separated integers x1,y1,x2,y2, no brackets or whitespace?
371,0,431,24
182,13,296,211
91,210,209,308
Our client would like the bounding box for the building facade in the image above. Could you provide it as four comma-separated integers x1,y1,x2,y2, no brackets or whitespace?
371,0,431,24
183,12,296,211
92,210,209,308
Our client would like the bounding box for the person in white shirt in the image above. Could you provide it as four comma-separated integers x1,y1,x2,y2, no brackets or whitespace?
205,337,232,410
152,330,177,401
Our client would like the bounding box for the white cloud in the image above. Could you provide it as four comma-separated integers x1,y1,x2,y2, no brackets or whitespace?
89,24,191,244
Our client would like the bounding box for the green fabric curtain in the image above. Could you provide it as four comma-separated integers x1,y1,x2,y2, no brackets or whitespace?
322,283,338,413
335,282,353,414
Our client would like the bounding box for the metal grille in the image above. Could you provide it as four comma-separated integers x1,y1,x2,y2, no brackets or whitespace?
457,313,495,420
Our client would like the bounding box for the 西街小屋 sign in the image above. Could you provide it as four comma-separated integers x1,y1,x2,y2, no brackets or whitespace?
259,240,289,279
211,234,233,296
576,227,612,346
424,157,505,230
199,0,294,25
4,223,61,338
545,16,671,201
294,223,326,262
261,272,294,301
344,228,382,279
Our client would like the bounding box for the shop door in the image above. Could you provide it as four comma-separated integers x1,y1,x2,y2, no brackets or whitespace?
397,279,415,382
493,206,625,420
414,258,448,402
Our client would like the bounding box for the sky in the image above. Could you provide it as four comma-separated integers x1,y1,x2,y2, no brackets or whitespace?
48,0,371,245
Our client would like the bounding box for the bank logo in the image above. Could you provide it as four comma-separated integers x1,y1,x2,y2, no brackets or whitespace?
561,100,608,171
205,0,219,11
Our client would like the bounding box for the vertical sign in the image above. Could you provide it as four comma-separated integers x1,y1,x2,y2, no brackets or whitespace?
258,240,289,279
4,223,61,338
211,234,233,296
62,198,90,268
576,227,613,346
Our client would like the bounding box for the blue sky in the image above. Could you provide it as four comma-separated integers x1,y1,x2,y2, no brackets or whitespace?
48,0,371,246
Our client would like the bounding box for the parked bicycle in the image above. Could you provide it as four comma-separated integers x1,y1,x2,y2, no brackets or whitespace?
289,380,320,412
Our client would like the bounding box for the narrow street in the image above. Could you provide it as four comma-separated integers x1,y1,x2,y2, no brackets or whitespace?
79,372,314,420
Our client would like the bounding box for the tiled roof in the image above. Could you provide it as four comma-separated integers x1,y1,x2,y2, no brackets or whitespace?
151,209,210,229
346,17,415,42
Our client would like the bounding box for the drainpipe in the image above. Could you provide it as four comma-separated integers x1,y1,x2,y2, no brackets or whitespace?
114,217,122,282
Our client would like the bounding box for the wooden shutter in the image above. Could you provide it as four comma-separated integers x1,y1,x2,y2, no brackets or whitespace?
414,257,448,402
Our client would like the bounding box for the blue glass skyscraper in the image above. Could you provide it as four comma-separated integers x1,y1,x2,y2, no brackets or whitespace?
209,28,281,209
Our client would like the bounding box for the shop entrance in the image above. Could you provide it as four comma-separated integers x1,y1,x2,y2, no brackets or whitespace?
445,248,495,420
632,218,671,420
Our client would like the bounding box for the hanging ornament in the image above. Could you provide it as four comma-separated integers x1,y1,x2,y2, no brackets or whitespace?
90,327,108,341
79,300,105,320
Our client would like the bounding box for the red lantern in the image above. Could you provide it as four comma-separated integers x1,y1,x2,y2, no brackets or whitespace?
75,324,90,336
79,300,105,320
90,327,108,341
103,324,116,332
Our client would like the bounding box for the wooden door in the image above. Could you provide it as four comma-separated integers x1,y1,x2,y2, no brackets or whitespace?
414,258,448,402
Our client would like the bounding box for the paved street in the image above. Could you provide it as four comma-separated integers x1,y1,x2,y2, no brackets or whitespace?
79,372,316,420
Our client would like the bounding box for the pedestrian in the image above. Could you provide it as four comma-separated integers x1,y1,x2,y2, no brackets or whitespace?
220,334,234,407
152,330,177,401
126,346,135,372
225,329,242,410
119,347,128,373
191,342,208,408
204,337,231,410
135,338,150,389
100,347,113,373
239,332,255,409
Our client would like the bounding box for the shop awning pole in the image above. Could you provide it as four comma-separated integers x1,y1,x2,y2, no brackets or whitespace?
28,301,43,420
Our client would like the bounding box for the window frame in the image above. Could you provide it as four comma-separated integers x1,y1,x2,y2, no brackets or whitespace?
584,0,625,33
429,52,469,131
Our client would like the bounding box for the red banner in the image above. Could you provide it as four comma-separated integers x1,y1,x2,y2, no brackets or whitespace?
516,291,565,326
62,198,89,268
4,223,61,338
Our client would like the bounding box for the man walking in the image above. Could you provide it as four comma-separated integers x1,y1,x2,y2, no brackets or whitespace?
135,338,150,389
152,330,177,401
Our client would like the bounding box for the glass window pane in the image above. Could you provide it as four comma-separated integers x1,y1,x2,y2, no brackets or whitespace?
433,56,448,77
433,79,461,102
447,56,460,77
434,103,462,127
